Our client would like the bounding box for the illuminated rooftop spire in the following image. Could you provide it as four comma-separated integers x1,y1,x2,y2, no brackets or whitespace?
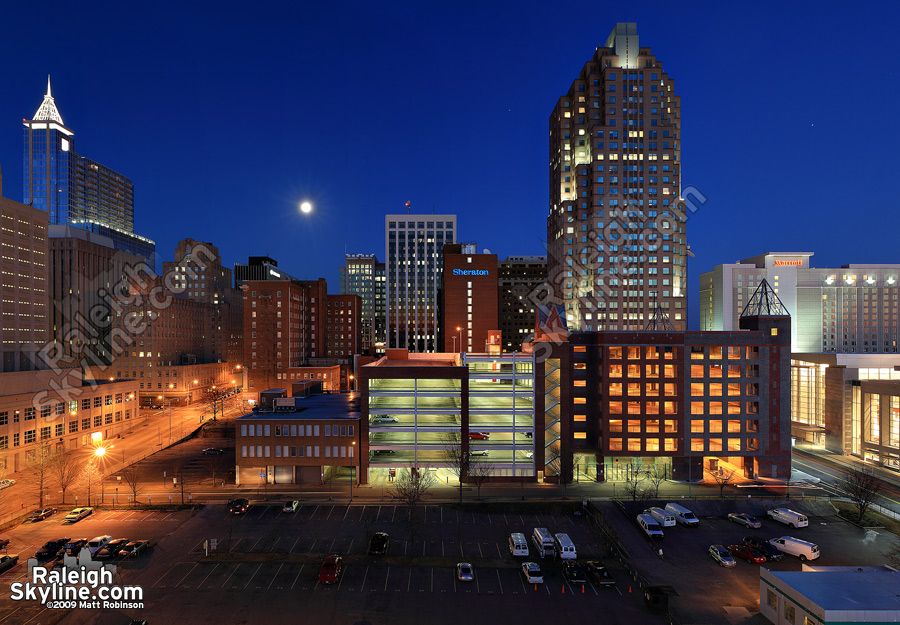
33,75,64,124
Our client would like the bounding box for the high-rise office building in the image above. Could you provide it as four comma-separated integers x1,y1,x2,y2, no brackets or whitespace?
339,254,385,355
234,255,295,287
385,214,456,352
700,252,900,354
0,177,49,372
499,255,547,352
22,77,154,259
547,23,687,332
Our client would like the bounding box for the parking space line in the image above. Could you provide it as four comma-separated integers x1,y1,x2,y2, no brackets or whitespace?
248,537,263,552
337,566,347,590
308,538,318,553
488,514,492,525
495,544,501,557
424,507,427,523
267,563,285,590
290,564,305,590
391,507,396,523
328,538,336,553
431,567,434,592
342,506,351,522
152,564,178,587
441,542,444,558
496,569,503,595
160,512,173,521
175,563,199,587
441,508,443,523
404,541,408,556
0,606,22,623
21,607,49,625
545,582,551,595
231,538,244,551
518,571,527,592
271,537,281,551
197,563,219,588
309,505,319,519
384,566,390,592
474,572,480,594
289,537,300,552
347,539,354,554
422,541,426,556
360,565,369,592
244,563,263,589
614,585,622,596
407,568,411,592
326,506,335,520
221,564,241,588
455,509,459,524
587,580,598,595
478,543,483,558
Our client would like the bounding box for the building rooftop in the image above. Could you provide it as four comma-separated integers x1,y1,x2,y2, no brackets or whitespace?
238,392,360,421
766,567,900,612
366,350,461,368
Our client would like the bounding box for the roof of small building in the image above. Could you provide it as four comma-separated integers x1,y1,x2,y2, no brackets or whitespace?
766,567,900,612
238,392,359,421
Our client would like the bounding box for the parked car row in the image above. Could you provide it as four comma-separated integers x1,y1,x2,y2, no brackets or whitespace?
34,536,151,562
63,507,94,523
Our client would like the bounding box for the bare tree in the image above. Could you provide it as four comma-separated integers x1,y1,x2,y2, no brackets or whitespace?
623,468,653,516
440,433,468,504
468,458,493,500
172,454,189,505
548,443,574,497
24,444,54,509
49,448,81,505
201,455,229,487
709,468,736,498
120,466,142,507
646,464,669,498
884,541,900,569
841,465,883,523
78,460,102,507
392,468,435,542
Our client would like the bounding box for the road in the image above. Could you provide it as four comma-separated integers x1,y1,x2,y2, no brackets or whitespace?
792,449,900,517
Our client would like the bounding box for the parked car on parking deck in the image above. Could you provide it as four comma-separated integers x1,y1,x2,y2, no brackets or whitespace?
562,561,588,585
63,507,93,523
0,554,19,573
283,501,299,513
369,532,389,555
372,415,398,423
95,539,130,560
468,432,490,440
727,544,766,564
118,540,151,558
202,448,224,456
227,499,250,515
35,538,69,560
708,544,737,567
456,562,474,582
584,561,615,587
29,507,58,522
742,535,785,562
521,562,543,584
727,513,761,529
318,555,342,584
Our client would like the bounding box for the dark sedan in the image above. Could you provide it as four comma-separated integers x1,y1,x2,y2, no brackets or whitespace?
202,448,225,456
29,507,58,522
0,555,18,573
369,532,389,555
742,535,785,562
94,539,130,560
562,561,588,585
35,538,70,560
584,561,616,587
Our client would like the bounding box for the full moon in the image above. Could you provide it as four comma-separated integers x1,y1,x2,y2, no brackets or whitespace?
300,201,312,214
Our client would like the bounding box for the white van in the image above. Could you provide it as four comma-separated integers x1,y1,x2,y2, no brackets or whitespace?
532,527,554,558
637,514,664,540
553,533,577,560
665,503,699,527
645,507,676,527
767,508,809,528
769,536,819,561
509,533,529,557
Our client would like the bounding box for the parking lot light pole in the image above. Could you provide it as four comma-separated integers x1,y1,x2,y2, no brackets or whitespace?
350,441,357,503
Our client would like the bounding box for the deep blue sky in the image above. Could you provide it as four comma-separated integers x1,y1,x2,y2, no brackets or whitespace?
2,1,899,328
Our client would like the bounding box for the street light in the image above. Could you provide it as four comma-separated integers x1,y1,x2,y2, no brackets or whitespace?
457,326,463,354
350,441,357,503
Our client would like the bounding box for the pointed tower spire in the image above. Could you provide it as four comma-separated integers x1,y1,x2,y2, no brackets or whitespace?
32,75,64,125
741,279,790,318
645,301,676,331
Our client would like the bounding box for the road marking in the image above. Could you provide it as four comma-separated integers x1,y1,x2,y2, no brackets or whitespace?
407,568,411,592
309,538,318,553
160,512,173,521
384,566,390,592
495,543,502,558
587,580,599,595
309,505,319,519
0,606,22,623
243,563,263,589
326,506,335,520
614,585,622,596
474,571,480,594
342,506,351,522
337,566,346,590
422,541,425,557
391,507,396,523
289,537,300,553
221,564,241,588
248,537,263,552
360,565,369,592
197,563,219,588
431,567,434,593
347,539,354,554
153,564,179,587
290,564,304,590
496,569,503,595
175,563,199,587
488,514,492,525
328,538,336,553
478,543,483,558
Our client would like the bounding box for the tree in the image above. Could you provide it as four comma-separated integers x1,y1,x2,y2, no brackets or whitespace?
709,467,736,498
172,454,188,505
884,541,900,569
548,443,574,496
468,457,492,500
120,466,142,507
392,468,435,542
646,464,669,498
440,433,469,504
623,468,653,515
24,444,54,509
79,460,102,507
841,465,883,523
201,455,229,488
49,448,81,505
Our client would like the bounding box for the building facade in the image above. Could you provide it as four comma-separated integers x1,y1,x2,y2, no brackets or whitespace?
499,255,547,352
385,214,456,352
22,78,154,259
547,23,687,333
0,368,138,474
441,244,498,353
0,189,50,372
339,254,385,355
234,256,294,287
700,251,900,354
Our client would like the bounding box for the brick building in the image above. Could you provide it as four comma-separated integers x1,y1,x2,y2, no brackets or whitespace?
441,243,498,353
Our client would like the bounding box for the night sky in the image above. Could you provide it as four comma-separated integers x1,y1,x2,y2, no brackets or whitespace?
2,1,899,329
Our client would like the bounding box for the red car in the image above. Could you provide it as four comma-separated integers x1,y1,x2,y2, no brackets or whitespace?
468,432,490,440
728,544,766,564
318,555,342,584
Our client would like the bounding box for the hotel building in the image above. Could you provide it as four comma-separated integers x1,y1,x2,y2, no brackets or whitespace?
547,23,687,333
441,244,498,353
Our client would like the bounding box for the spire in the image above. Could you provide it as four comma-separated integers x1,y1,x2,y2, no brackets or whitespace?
740,279,790,318
32,75,64,125
645,301,676,331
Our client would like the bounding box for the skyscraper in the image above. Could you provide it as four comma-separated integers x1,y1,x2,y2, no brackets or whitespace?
385,214,456,352
23,77,154,259
547,23,687,332
339,254,385,355
499,255,547,352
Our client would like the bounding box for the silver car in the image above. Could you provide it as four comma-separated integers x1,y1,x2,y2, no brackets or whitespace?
708,544,737,567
